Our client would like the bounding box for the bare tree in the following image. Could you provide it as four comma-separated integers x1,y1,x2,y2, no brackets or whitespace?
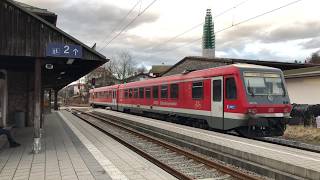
111,51,136,81
136,65,147,74
307,51,320,64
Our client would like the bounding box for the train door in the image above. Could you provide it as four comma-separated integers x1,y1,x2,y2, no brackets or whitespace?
211,76,224,129
112,89,117,110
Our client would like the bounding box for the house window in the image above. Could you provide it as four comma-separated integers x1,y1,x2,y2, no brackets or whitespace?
161,85,168,99
170,84,179,99
153,86,159,99
226,77,237,100
192,81,203,99
212,80,221,102
139,88,144,99
146,88,151,99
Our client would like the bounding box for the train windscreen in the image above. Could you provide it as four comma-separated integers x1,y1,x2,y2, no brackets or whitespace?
243,72,285,96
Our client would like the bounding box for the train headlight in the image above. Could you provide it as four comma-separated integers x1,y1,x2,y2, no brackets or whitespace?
283,108,289,113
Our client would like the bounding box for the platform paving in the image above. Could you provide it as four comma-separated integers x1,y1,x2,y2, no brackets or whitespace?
0,113,110,180
0,111,175,180
59,111,175,180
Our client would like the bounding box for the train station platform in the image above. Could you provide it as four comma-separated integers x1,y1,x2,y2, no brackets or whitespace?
92,108,320,180
0,111,175,180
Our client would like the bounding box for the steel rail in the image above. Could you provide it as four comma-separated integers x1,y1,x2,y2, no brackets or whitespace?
71,108,261,180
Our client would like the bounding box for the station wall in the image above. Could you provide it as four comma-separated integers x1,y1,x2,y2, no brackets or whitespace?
7,71,34,127
286,76,320,105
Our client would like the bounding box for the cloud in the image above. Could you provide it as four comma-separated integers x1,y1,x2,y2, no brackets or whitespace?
20,0,159,44
299,37,320,49
217,21,320,50
263,21,320,43
18,0,320,66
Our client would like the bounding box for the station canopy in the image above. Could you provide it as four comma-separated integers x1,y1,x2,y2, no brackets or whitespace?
0,0,109,90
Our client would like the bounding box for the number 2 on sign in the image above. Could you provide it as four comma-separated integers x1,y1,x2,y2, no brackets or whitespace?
64,45,70,54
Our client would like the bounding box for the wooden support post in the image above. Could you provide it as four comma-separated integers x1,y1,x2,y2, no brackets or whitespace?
33,58,41,154
49,89,52,110
40,89,44,129
54,89,58,110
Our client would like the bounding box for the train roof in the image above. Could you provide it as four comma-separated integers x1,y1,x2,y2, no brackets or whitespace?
232,63,279,70
90,84,119,92
89,64,282,92
118,64,281,89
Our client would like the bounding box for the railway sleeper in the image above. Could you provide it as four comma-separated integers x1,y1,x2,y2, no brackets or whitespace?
165,158,194,166
183,169,221,179
153,153,182,160
174,163,206,170
152,151,177,157
160,155,187,162
149,151,176,158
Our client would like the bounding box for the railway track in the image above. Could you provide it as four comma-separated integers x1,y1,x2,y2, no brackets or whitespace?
69,107,320,153
69,108,262,180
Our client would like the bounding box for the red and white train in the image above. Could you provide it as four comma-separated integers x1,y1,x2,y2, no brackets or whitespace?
89,64,292,137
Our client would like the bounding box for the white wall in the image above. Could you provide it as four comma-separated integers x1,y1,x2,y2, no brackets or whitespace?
286,76,320,105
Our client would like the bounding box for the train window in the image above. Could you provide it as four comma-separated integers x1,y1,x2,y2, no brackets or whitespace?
146,88,151,99
109,91,112,98
129,89,133,98
170,84,179,99
139,88,144,99
192,81,203,99
226,77,237,100
161,85,168,99
134,88,138,98
125,90,129,99
153,86,159,99
213,80,221,101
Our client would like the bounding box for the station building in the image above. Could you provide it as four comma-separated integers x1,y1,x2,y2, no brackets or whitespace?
0,0,108,152
284,66,320,104
161,56,315,77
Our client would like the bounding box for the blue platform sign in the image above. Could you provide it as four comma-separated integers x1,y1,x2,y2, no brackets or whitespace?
46,43,82,58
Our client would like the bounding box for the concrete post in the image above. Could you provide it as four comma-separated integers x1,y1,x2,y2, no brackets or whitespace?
33,59,41,154
54,89,58,110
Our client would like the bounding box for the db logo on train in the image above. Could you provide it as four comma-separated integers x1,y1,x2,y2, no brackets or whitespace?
194,101,202,109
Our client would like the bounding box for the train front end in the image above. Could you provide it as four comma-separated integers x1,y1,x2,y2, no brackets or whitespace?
236,66,292,137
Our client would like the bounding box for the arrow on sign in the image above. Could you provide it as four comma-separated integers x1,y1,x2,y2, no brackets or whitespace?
73,49,79,56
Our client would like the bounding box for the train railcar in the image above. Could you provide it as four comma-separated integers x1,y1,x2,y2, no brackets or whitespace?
89,84,119,109
89,64,292,137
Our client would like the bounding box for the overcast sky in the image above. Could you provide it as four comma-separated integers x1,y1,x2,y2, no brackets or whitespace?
20,0,320,68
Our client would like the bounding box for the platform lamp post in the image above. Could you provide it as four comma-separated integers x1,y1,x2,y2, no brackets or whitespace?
33,58,42,154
